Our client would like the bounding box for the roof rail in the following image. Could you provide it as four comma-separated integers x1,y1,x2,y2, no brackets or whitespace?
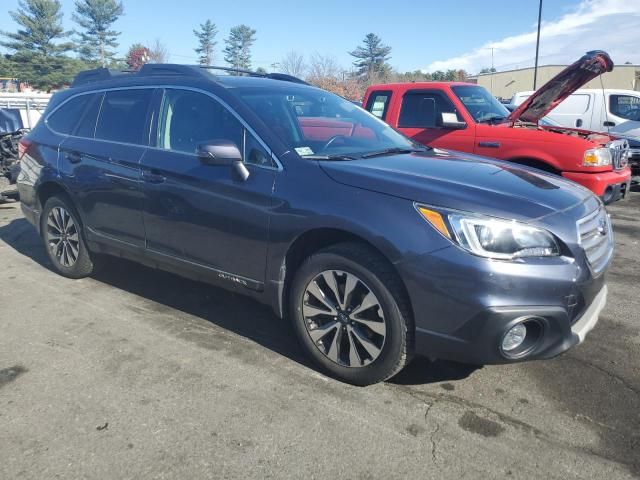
71,64,310,88
71,68,130,87
200,65,310,85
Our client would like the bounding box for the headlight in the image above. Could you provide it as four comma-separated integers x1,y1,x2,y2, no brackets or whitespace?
583,148,612,167
416,206,560,259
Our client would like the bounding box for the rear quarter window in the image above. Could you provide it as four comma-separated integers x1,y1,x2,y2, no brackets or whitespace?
365,91,392,119
47,94,95,135
95,89,153,145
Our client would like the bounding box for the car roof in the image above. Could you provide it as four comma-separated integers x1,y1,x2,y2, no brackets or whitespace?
367,81,477,90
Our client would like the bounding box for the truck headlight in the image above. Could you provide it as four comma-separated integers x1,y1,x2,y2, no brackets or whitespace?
583,148,612,167
416,206,560,259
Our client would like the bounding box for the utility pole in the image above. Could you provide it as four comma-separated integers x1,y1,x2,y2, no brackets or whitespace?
533,0,543,89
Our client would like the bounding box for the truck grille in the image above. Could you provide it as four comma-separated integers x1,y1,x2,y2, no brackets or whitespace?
607,139,630,170
577,208,613,275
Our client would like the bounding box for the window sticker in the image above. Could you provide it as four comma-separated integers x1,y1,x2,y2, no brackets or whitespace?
295,146,314,156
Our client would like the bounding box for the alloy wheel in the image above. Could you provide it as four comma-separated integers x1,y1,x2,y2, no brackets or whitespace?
302,270,386,367
46,206,80,268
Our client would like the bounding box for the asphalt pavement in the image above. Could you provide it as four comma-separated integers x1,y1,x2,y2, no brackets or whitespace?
0,195,638,479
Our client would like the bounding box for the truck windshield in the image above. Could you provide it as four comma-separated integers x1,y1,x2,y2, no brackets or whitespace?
452,85,510,124
236,86,423,159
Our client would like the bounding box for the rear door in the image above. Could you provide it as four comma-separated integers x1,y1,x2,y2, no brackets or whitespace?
140,88,276,284
59,88,153,247
392,89,475,151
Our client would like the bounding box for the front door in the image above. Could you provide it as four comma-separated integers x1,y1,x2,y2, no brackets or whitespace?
140,88,276,284
393,89,475,152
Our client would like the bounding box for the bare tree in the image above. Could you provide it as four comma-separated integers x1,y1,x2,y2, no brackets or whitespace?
307,53,339,82
147,38,169,63
280,50,306,78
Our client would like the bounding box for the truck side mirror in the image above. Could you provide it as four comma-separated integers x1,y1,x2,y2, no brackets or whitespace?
441,112,467,130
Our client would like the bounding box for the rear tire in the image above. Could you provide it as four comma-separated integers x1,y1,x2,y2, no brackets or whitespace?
290,242,413,386
40,195,98,279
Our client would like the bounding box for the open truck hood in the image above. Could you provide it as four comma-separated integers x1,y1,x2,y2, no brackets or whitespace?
507,51,613,124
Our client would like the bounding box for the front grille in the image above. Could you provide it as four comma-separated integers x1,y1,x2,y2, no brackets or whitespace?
607,139,630,170
577,208,614,275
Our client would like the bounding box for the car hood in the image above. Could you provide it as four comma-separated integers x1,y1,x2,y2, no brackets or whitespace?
507,51,613,124
320,149,593,221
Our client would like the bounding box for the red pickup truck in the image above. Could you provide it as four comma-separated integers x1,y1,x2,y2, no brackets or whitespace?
363,51,631,203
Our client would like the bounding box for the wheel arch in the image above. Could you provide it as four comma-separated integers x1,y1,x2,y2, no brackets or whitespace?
37,181,73,210
275,227,412,321
507,156,561,175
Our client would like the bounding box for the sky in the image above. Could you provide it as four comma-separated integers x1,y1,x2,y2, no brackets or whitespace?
1,0,639,74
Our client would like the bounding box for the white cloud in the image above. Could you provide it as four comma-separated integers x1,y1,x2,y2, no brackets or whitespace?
423,0,640,74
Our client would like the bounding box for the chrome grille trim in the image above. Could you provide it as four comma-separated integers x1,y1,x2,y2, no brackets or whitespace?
577,207,614,275
607,139,630,170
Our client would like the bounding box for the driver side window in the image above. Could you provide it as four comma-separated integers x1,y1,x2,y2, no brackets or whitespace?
610,94,640,121
399,92,461,128
157,89,243,155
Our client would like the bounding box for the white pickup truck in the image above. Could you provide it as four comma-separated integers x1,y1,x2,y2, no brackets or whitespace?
0,92,52,129
509,89,640,138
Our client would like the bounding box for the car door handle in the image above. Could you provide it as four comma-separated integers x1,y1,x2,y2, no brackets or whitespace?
142,170,167,184
604,121,616,127
478,141,501,148
65,151,82,164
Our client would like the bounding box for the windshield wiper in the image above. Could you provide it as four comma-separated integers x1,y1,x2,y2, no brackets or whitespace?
303,154,359,161
360,147,426,159
478,115,507,124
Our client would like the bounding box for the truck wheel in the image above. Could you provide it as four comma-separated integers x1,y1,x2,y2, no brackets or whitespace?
290,242,413,386
40,195,98,279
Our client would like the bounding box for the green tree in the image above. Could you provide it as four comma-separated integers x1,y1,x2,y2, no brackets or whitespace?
349,33,391,78
0,0,82,90
223,24,256,71
194,19,217,66
72,0,124,67
1,0,73,56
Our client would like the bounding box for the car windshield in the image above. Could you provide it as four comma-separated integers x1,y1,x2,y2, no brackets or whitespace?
235,86,423,159
451,85,510,123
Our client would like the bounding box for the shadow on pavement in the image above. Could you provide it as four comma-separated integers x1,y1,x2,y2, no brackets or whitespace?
0,213,478,387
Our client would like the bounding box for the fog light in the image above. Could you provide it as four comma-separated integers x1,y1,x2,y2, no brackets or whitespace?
502,323,527,352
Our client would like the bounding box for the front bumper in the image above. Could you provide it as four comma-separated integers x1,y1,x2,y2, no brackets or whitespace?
561,168,631,203
412,283,607,365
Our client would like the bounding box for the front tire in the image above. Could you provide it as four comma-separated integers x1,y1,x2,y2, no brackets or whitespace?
40,195,97,279
290,243,413,386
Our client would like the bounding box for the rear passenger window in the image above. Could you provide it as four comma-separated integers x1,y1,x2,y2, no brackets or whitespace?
47,95,93,135
157,89,243,154
365,91,392,119
95,89,152,144
398,92,459,128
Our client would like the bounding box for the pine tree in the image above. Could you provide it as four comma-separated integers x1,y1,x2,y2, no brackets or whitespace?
194,19,217,66
348,33,392,78
72,0,124,67
0,0,83,90
223,25,256,71
1,0,73,57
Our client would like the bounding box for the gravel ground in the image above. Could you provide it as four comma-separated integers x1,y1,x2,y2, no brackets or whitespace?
0,194,638,480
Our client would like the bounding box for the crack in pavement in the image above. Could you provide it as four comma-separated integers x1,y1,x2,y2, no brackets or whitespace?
564,354,640,397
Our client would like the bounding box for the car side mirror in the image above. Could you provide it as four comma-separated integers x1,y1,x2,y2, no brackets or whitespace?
441,112,467,130
196,140,249,181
